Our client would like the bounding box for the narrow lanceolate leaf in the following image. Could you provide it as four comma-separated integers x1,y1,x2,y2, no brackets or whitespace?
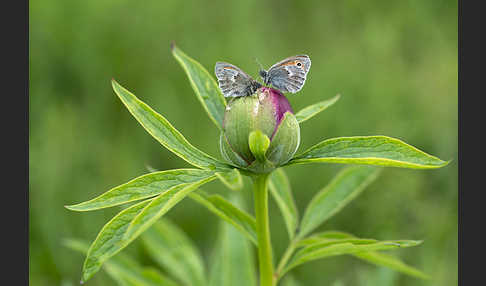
286,136,449,169
141,219,207,286
81,174,215,282
295,94,341,124
216,168,244,191
297,231,430,280
65,169,216,211
112,79,230,171
64,239,179,286
125,175,217,240
172,44,227,130
297,230,358,246
298,166,381,237
282,239,423,275
353,251,431,280
269,168,299,240
104,258,180,286
189,190,257,245
81,199,154,282
209,193,257,286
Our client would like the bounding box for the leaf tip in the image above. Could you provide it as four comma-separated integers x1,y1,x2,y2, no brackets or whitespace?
170,41,176,51
111,78,119,91
428,158,450,169
442,159,453,167
64,203,87,212
81,270,94,284
64,204,75,211
397,240,424,247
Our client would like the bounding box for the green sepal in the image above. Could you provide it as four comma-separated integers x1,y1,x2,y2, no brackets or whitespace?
219,132,250,167
249,130,271,163
266,112,301,166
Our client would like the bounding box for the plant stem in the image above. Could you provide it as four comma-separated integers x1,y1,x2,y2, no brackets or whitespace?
253,173,274,286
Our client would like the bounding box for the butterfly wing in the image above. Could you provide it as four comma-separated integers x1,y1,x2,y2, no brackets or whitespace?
215,62,259,97
265,55,311,93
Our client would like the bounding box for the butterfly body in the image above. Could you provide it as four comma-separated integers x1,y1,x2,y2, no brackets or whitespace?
215,55,311,97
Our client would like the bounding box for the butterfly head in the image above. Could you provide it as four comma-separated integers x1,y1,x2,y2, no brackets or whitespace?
259,70,268,85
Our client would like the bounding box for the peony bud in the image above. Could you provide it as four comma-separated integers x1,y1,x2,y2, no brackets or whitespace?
220,87,300,173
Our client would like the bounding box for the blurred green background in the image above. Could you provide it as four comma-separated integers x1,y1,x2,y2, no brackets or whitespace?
29,0,457,285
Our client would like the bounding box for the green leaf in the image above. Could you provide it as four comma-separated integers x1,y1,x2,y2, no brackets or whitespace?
295,233,381,249
268,168,299,240
81,199,153,282
112,79,230,171
287,136,449,169
124,174,217,240
298,236,378,248
353,251,431,280
295,94,341,123
141,219,207,286
64,239,179,286
189,190,257,245
298,166,381,237
171,44,227,130
297,230,358,245
104,260,179,286
297,231,430,280
80,174,215,282
282,239,423,275
216,168,244,191
65,169,216,211
209,193,257,286
249,130,271,163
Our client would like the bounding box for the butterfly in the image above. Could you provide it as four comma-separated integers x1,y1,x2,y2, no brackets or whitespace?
215,55,311,97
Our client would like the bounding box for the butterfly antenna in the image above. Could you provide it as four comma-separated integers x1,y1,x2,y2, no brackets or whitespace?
254,57,264,71
253,57,266,83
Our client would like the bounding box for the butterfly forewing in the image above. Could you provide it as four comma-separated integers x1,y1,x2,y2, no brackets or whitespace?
215,62,259,97
265,55,311,93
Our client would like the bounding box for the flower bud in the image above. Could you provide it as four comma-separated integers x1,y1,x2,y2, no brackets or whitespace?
220,87,300,173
